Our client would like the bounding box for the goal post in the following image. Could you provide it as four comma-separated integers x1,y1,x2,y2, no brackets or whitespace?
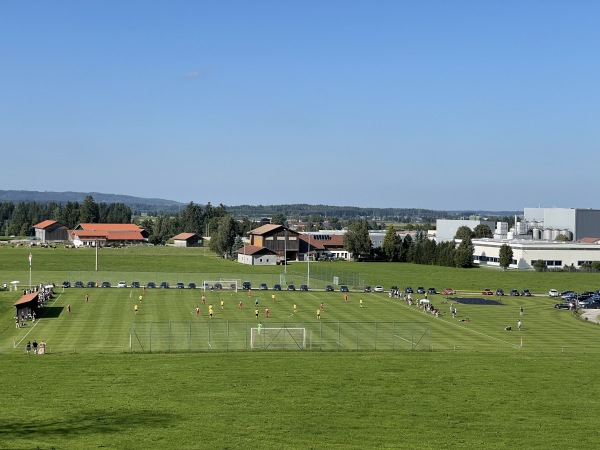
251,327,307,350
202,280,240,292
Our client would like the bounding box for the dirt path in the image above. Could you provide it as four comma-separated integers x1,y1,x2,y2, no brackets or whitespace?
580,309,600,324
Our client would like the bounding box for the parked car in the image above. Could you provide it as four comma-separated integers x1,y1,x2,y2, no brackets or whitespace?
495,289,505,296
229,283,237,290
74,281,84,288
510,289,520,296
417,287,426,294
482,288,493,295
578,299,600,309
340,285,349,292
521,289,532,297
443,288,454,295
188,282,197,289
374,285,384,292
62,281,71,288
555,301,574,309
364,285,372,292
101,281,111,288
87,281,96,288
146,282,156,289
131,281,140,288
213,283,223,289
405,287,414,294
549,289,559,297
159,281,170,289
300,284,308,291
242,281,251,290
259,283,268,290
390,286,399,292
560,290,575,298
117,281,127,288
273,284,282,291
287,284,296,291
176,282,185,289
325,285,334,292
427,287,437,295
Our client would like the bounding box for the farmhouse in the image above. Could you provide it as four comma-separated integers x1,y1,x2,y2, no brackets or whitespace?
69,223,146,247
34,220,69,243
237,224,299,265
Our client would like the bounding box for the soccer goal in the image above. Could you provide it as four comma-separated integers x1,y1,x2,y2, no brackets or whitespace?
251,327,307,350
202,280,240,292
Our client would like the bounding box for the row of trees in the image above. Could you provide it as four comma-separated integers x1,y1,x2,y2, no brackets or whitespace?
343,220,515,269
0,196,133,237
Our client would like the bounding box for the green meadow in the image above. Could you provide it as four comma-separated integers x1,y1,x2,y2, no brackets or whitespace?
1,245,600,448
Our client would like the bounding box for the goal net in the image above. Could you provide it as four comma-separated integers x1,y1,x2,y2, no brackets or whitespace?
202,280,239,292
251,327,307,350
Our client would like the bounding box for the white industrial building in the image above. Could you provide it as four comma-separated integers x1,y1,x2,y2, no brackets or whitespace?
438,207,600,270
435,219,496,243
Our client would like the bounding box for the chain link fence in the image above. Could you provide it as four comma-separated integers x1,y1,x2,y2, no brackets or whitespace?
128,321,431,352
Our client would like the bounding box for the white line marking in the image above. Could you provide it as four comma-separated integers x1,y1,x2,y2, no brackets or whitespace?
382,296,516,348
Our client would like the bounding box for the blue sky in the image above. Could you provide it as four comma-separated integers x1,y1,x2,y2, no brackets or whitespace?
1,1,599,210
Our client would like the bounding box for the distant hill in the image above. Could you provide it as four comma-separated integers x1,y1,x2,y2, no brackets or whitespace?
0,190,520,219
0,190,183,208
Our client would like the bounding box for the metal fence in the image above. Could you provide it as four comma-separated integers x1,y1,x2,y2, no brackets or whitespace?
62,270,367,291
128,321,432,353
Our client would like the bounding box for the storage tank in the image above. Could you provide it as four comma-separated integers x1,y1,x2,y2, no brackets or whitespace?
507,231,514,240
551,229,560,240
564,230,573,241
532,228,541,240
543,229,553,240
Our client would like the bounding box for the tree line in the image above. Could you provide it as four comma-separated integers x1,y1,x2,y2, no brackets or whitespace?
344,220,514,269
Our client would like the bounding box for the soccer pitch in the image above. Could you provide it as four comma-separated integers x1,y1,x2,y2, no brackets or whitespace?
3,285,600,354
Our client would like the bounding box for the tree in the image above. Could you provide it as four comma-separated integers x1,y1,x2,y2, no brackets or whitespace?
454,226,473,241
473,224,493,238
533,259,547,272
80,195,99,223
555,233,570,242
343,219,371,261
271,213,286,226
381,225,400,262
454,236,474,268
209,215,238,258
180,202,203,235
498,244,513,269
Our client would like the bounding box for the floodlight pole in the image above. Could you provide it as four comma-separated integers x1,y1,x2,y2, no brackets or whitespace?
307,232,310,288
95,239,99,271
284,228,287,274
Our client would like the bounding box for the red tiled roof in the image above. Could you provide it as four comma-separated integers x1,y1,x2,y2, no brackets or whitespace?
69,226,144,242
76,223,141,232
13,292,39,306
579,237,600,243
34,220,58,229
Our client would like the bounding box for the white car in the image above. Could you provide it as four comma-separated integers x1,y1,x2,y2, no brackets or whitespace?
374,285,384,292
549,289,559,297
117,281,127,288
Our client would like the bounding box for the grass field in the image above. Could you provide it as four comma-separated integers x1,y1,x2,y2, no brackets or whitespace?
2,245,600,448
